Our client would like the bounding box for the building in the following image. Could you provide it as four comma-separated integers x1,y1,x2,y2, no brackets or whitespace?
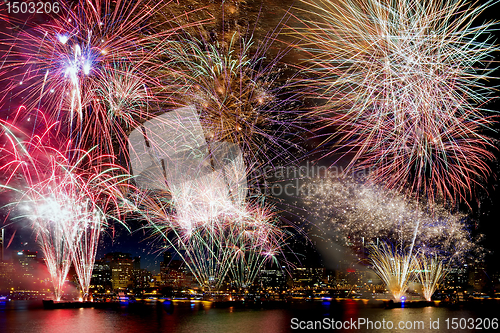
104,253,133,290
444,264,469,291
90,259,112,292
17,250,38,271
258,269,287,288
468,263,488,292
491,271,500,292
292,267,325,287
131,268,153,289
160,252,192,288
0,261,15,292
15,250,43,286
160,252,174,274
133,257,141,270
5,250,50,298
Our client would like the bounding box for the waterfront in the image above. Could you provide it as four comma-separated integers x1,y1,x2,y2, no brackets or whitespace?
1,300,498,333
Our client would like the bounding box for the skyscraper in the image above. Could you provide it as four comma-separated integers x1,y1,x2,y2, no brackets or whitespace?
104,252,133,290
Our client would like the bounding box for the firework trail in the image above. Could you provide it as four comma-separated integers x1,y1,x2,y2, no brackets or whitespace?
0,111,132,300
294,0,499,203
415,254,447,301
369,242,417,301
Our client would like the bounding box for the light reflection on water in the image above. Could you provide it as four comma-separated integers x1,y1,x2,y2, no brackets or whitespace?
0,300,497,333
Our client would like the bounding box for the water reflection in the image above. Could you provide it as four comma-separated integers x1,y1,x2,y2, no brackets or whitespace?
0,300,498,333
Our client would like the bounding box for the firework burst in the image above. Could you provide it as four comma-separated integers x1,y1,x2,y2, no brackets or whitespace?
163,30,304,168
1,0,206,157
294,0,499,202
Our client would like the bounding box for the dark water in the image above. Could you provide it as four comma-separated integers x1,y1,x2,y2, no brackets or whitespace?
1,300,498,333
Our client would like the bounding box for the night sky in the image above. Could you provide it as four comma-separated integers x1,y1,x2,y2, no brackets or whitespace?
1,0,500,276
